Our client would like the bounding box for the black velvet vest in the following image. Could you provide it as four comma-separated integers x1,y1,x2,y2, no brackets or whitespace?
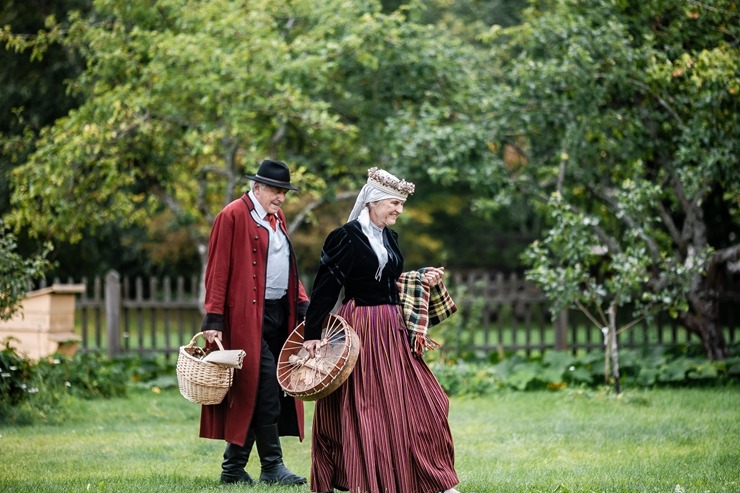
304,220,404,340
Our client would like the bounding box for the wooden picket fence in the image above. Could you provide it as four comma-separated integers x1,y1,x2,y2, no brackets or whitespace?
72,271,202,360
445,270,738,357
42,269,738,360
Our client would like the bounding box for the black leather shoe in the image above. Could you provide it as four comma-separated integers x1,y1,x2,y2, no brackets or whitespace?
220,433,256,485
220,472,255,485
254,424,307,485
259,463,307,485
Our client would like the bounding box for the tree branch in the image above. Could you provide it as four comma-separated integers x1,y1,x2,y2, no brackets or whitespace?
269,121,287,158
616,315,645,336
584,182,662,263
515,176,622,255
627,77,684,126
712,242,740,265
655,199,684,252
574,299,606,330
557,154,566,194
287,191,357,234
223,139,240,205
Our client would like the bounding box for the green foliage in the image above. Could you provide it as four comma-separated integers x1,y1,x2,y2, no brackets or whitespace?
522,194,703,320
0,219,54,321
1,0,477,242
504,0,737,357
431,344,740,395
0,340,169,425
2,0,531,281
405,0,524,39
382,0,740,359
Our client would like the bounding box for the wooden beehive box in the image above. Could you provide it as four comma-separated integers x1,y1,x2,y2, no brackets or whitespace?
0,284,85,360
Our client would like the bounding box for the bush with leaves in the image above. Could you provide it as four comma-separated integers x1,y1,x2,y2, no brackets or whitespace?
430,343,740,396
0,220,53,321
0,339,70,425
0,339,171,425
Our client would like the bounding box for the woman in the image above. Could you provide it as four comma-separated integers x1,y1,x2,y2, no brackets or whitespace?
302,167,462,493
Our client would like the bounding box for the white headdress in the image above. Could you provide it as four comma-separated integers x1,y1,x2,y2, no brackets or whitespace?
347,167,415,280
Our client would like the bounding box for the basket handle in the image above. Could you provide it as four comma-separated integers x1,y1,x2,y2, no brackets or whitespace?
188,331,226,351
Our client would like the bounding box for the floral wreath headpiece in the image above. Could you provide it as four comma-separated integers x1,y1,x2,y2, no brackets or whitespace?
366,167,415,198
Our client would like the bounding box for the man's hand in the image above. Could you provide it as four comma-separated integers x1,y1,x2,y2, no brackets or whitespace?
203,330,222,344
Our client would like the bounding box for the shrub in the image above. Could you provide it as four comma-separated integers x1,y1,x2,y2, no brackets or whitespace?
430,343,739,396
0,339,170,426
0,339,72,424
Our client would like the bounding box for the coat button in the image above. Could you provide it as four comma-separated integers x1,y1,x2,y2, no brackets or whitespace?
252,300,256,304
253,235,259,240
252,248,257,253
252,275,256,279
252,261,257,266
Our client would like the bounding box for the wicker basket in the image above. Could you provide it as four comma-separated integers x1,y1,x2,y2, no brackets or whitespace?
177,332,234,405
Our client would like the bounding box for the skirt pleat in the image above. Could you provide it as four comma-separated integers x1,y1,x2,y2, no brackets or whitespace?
309,301,458,493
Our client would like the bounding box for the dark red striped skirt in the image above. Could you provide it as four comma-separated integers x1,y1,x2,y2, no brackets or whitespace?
309,301,459,493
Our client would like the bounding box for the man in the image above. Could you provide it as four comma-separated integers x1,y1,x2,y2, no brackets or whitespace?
199,159,310,485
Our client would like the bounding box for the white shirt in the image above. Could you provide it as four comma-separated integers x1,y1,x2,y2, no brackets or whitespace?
248,191,290,300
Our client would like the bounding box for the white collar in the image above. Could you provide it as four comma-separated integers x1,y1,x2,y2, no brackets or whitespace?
358,208,388,281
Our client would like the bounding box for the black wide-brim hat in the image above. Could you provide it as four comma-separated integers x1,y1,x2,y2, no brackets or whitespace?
245,159,299,191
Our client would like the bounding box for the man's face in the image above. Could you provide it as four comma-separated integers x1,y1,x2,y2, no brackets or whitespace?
254,183,289,214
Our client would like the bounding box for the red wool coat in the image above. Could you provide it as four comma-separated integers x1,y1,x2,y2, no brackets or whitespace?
199,193,309,446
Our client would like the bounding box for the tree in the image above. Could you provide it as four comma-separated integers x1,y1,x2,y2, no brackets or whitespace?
1,0,488,284
522,196,705,393
404,0,524,39
387,0,739,359
0,0,95,279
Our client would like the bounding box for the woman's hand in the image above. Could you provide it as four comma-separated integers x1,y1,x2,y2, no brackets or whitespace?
302,339,327,359
203,330,222,344
422,266,445,286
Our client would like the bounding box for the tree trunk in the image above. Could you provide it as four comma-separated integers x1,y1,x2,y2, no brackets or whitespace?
197,241,208,316
682,267,729,360
681,310,728,360
608,303,620,395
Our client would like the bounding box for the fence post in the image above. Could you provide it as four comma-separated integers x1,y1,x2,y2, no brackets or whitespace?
555,309,568,351
105,270,121,359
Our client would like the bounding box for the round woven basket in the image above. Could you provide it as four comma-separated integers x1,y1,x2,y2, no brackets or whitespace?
277,314,360,401
177,332,234,405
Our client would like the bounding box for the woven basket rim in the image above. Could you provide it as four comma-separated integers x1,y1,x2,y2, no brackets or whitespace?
176,332,234,405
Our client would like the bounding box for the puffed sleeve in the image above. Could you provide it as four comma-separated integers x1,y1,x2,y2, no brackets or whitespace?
304,227,354,340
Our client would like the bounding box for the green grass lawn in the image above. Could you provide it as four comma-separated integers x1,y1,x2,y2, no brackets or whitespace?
1,387,738,492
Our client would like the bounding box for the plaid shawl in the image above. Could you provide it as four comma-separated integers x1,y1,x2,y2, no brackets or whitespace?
397,268,457,357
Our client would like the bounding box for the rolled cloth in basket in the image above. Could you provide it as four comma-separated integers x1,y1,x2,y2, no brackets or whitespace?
202,349,246,369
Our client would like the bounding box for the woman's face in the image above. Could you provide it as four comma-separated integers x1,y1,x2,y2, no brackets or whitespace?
368,198,405,227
